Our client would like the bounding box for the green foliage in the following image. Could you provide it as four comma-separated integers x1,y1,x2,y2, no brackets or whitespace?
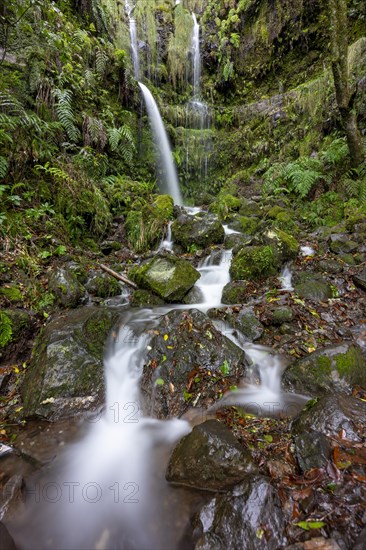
264,157,326,199
0,312,13,348
167,4,193,90
54,88,80,143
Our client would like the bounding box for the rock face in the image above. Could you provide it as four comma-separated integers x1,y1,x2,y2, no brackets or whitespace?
283,343,366,395
294,431,331,472
166,420,257,491
171,212,225,250
193,476,286,550
130,255,200,302
291,395,366,441
48,267,85,308
21,306,120,419
140,309,247,418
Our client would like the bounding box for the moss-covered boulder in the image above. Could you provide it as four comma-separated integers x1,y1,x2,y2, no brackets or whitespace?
238,198,261,217
20,306,120,420
153,194,174,218
230,245,279,281
166,420,257,491
141,309,248,418
329,234,358,254
294,277,333,301
171,212,225,250
130,255,200,302
48,267,85,308
85,271,122,298
221,281,248,304
283,343,366,395
262,228,299,263
130,289,165,307
209,193,242,220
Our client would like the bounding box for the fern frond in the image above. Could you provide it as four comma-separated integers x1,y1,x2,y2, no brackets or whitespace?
83,116,107,150
0,156,8,179
95,49,108,78
54,88,80,142
321,138,349,165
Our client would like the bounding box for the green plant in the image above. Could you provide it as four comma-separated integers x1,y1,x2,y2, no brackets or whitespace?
0,312,12,348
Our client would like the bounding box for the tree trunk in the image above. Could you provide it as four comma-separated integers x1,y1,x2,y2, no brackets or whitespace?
329,0,364,166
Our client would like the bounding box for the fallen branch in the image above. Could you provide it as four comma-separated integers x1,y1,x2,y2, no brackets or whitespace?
100,264,138,289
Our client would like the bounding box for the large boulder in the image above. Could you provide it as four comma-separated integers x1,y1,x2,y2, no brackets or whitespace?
283,343,366,395
130,255,200,302
291,395,366,441
140,309,247,418
230,245,280,281
193,476,286,550
48,267,85,308
166,419,257,491
21,306,120,420
294,431,331,472
171,212,225,250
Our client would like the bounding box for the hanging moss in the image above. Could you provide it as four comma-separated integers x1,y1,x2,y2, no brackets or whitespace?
167,4,193,91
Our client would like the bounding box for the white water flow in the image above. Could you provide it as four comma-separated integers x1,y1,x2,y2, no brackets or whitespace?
139,82,183,206
279,264,294,291
158,221,173,251
191,13,201,99
13,221,310,549
125,0,140,80
301,245,315,256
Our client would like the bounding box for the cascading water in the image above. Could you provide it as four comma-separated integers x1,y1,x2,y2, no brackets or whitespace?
279,264,294,291
191,13,201,99
138,83,183,206
125,0,140,80
11,215,310,549
158,221,173,251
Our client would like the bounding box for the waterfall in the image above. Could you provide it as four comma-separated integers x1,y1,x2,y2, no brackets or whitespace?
191,13,201,99
125,0,140,80
139,83,183,206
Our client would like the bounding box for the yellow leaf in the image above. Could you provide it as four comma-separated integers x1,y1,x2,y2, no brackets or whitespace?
13,366,19,374
0,429,6,435
167,345,173,349
163,334,169,341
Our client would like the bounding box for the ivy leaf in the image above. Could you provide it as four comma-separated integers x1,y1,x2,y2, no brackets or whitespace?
155,378,164,386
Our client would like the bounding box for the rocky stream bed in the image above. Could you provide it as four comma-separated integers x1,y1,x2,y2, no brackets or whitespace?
1,201,366,549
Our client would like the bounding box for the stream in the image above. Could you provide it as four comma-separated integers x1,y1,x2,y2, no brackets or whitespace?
9,217,310,550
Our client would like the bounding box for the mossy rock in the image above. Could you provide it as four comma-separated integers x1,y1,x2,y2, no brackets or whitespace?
224,233,252,250
209,193,242,220
130,289,165,307
230,245,279,281
267,306,294,326
262,228,299,263
129,255,200,302
238,199,261,217
294,280,333,301
329,235,358,255
222,281,248,304
237,216,260,235
0,285,23,304
21,307,119,419
283,343,366,395
235,307,264,341
48,267,85,308
0,310,14,349
85,272,122,298
171,212,225,250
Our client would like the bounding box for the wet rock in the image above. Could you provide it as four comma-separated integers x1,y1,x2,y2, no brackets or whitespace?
266,306,294,326
283,343,366,395
0,522,17,550
236,307,264,341
294,277,333,301
262,228,299,262
267,459,293,479
286,538,342,549
329,234,358,254
239,199,262,217
48,267,85,308
141,309,247,419
318,259,343,274
166,419,257,491
291,395,366,441
224,233,251,250
21,306,120,420
0,475,24,521
85,271,122,298
193,476,286,549
221,281,247,304
294,431,331,472
171,212,225,250
353,269,366,291
130,255,200,302
100,240,122,255
130,289,165,307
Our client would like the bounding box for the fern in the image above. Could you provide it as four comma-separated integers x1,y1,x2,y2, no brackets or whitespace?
321,138,349,165
54,89,80,142
0,156,8,179
95,49,108,78
264,157,324,198
82,116,107,150
107,125,135,163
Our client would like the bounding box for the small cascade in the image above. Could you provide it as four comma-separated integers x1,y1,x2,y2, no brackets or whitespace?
210,339,309,418
139,82,183,205
158,221,173,251
301,245,315,256
125,0,140,80
279,264,294,291
195,249,232,309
